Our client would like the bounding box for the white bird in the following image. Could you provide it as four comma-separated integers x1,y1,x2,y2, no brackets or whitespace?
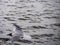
10,24,33,45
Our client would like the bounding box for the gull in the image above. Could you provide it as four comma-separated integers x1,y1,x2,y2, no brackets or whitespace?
10,24,34,45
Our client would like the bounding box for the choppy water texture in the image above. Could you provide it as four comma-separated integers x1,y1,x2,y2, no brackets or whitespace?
0,0,60,45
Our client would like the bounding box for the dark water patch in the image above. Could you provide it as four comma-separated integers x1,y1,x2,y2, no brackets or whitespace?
27,14,33,15
27,10,33,12
54,37,60,41
0,38,10,41
32,30,36,32
7,5,17,7
0,38,32,44
32,37,40,39
55,13,60,15
9,11,17,13
6,29,12,31
4,17,15,21
25,0,36,3
35,14,41,16
40,34,54,37
22,15,26,17
3,1,8,3
18,18,30,20
43,12,53,14
44,9,54,12
54,0,60,3
31,35,40,39
4,17,9,19
34,41,44,43
18,39,32,44
23,31,29,33
32,26,47,29
19,0,24,2
55,9,60,11
5,13,15,16
40,12,53,16
40,13,45,16
45,3,52,6
19,0,32,3
29,20,41,23
31,35,40,37
56,2,60,3
47,38,57,42
7,19,15,21
11,43,20,45
53,23,60,27
47,37,60,42
6,42,20,45
24,16,30,18
44,16,60,19
13,43,20,45
38,0,48,2
17,7,23,8
24,17,30,20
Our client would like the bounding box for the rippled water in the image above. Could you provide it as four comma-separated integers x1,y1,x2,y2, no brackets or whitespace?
0,0,60,45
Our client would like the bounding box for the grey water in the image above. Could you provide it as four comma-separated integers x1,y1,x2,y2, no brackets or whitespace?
0,0,60,45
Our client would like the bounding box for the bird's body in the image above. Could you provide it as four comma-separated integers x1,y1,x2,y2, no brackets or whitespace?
23,33,32,40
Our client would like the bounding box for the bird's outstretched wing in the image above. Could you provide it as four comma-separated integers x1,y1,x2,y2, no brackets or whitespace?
13,23,22,30
12,23,23,38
